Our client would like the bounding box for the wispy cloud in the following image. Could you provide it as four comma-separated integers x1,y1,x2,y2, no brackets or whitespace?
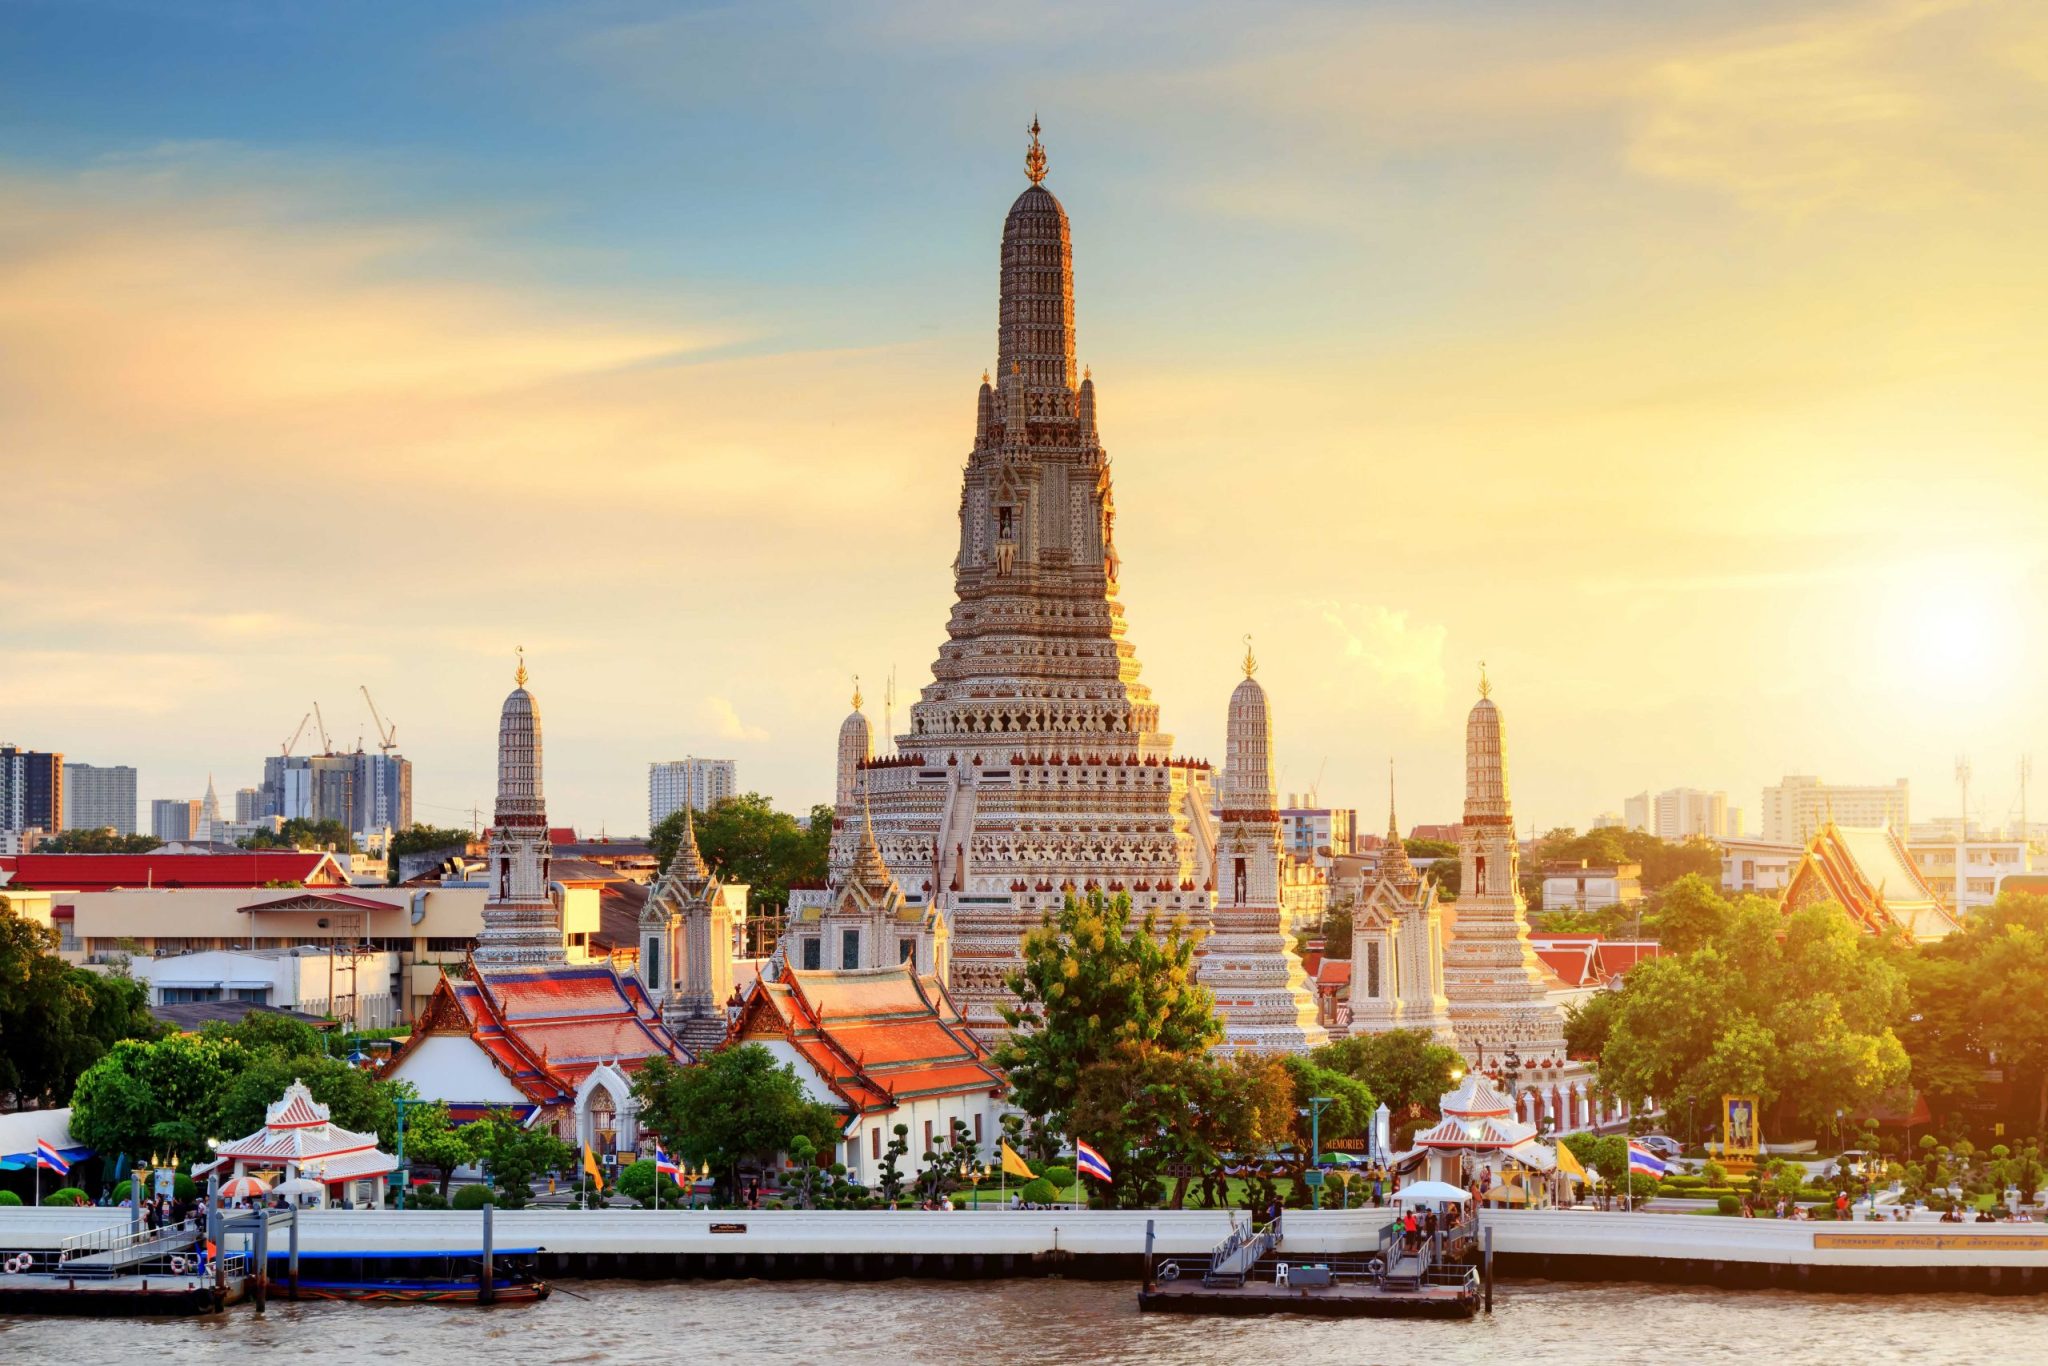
699,696,769,743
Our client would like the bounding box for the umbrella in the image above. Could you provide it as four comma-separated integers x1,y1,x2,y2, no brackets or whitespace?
1392,1180,1474,1204
219,1176,270,1199
273,1177,326,1198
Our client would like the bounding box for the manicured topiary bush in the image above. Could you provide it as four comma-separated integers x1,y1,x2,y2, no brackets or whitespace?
450,1184,495,1210
41,1187,90,1206
1018,1178,1057,1205
0,1191,21,1206
1716,1195,1740,1215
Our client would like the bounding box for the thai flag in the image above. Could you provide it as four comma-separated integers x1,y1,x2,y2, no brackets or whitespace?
36,1140,70,1177
654,1148,681,1181
1626,1142,1668,1179
1074,1139,1112,1182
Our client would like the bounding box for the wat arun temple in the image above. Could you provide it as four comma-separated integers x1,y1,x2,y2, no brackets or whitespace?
797,124,1568,1077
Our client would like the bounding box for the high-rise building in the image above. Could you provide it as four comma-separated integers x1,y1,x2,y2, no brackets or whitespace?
259,753,358,830
234,787,262,823
1623,792,1651,833
1762,775,1910,845
0,745,64,835
821,125,1216,1037
151,798,202,843
647,758,737,829
61,763,137,835
348,751,413,836
1654,788,1728,841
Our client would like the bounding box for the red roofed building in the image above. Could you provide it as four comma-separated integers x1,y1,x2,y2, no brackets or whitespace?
1782,821,1961,943
727,962,1003,1185
0,851,347,892
383,955,689,1154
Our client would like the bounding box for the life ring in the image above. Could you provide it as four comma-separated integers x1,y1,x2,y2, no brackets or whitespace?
1157,1261,1180,1281
1366,1258,1385,1277
5,1253,32,1274
170,1254,190,1274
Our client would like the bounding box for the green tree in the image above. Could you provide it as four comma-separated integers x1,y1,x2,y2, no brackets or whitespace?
461,1110,570,1208
215,1051,384,1143
1310,1028,1461,1113
1591,889,1911,1137
1655,874,1732,954
631,1047,840,1202
393,1098,474,1198
994,892,1221,1138
1904,892,2048,1131
33,830,162,854
0,902,163,1110
69,1033,247,1161
649,795,831,917
387,825,476,860
1309,903,1353,959
241,818,354,853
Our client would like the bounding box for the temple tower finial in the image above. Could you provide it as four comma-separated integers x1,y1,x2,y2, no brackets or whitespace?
852,674,863,711
1025,114,1046,185
515,645,527,688
1242,633,1257,679
1478,659,1489,699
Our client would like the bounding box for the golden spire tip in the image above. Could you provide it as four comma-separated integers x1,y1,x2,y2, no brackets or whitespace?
515,645,527,688
852,673,863,712
1478,659,1490,699
1242,633,1257,679
1025,114,1047,185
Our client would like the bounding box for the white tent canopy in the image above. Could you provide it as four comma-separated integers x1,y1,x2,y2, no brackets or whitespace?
1393,1180,1473,1203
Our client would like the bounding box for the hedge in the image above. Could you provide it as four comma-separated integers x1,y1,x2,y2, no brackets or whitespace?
41,1187,90,1207
112,1175,199,1203
0,1191,20,1206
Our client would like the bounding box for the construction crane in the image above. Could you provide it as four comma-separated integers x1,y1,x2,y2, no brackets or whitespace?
281,712,312,757
313,701,333,755
360,685,398,755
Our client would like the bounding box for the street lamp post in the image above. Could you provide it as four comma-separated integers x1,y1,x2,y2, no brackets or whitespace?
394,1096,411,1211
1307,1096,1334,1211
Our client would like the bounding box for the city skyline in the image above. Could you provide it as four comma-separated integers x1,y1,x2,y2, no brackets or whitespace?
4,1,2044,834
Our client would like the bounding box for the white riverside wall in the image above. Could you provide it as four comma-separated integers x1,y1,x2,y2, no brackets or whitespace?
7,1208,2048,1270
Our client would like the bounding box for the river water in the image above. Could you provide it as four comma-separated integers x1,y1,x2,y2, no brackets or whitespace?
5,1278,2047,1364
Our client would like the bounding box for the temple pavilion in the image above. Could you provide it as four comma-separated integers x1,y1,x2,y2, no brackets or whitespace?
199,1079,397,1208
1405,1071,1557,1203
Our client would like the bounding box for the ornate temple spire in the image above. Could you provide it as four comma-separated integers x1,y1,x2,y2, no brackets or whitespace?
849,793,896,896
474,656,563,966
1464,670,1511,828
1242,632,1257,679
1222,647,1277,814
670,801,709,884
1378,761,1418,886
997,117,1076,394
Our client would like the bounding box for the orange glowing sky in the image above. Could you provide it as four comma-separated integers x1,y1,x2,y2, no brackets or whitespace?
3,0,2045,834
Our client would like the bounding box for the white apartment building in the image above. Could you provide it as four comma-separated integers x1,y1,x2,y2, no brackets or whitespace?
1762,775,1910,845
1655,788,1728,841
1720,838,1801,896
1279,800,1357,867
648,757,737,828
62,764,138,836
124,946,403,1029
1906,831,2031,915
1623,792,1652,833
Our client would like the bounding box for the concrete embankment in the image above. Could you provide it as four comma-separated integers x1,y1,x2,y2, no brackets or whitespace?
6,1208,2046,1293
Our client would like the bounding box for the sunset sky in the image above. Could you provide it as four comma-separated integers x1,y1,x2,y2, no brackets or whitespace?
4,0,2045,837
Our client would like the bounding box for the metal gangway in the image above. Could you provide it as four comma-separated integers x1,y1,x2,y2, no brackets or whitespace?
55,1220,197,1272
1202,1214,1283,1288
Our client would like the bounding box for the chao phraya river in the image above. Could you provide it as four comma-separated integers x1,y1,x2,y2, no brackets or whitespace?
6,1278,2047,1364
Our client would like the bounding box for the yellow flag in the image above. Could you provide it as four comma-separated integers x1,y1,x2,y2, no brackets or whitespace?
1555,1141,1587,1184
583,1144,605,1191
1000,1140,1035,1181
